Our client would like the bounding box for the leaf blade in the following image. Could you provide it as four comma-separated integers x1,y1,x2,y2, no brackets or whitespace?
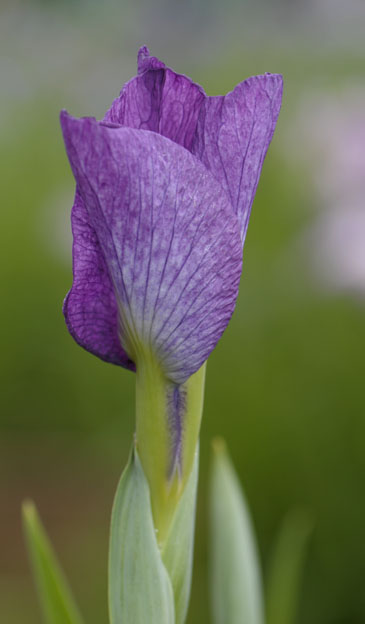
209,440,265,624
162,448,199,624
266,508,314,624
22,501,84,624
108,447,175,624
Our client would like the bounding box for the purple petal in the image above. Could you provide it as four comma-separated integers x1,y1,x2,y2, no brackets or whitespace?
191,73,283,242
63,190,135,370
106,48,282,244
105,47,205,151
61,112,242,384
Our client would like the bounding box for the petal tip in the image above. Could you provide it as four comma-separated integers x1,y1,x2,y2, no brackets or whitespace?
59,109,79,139
265,72,284,89
59,108,71,130
60,112,99,151
137,45,165,74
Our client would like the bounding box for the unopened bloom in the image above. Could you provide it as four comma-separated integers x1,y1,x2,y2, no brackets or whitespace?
61,47,282,535
61,46,282,383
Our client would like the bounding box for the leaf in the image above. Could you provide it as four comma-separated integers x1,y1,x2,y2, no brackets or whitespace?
265,508,314,624
22,501,84,624
108,446,175,624
162,448,199,624
209,439,265,624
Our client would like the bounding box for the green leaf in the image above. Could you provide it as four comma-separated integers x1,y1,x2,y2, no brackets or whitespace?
265,509,314,624
22,501,84,624
209,439,264,624
162,447,199,624
108,446,175,624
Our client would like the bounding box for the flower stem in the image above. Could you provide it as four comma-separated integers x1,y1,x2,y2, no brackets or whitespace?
135,353,206,546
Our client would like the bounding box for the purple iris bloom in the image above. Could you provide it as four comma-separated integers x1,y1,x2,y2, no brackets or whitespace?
61,47,282,385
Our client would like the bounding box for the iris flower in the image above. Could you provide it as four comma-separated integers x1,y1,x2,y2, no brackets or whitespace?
61,47,282,528
61,46,282,381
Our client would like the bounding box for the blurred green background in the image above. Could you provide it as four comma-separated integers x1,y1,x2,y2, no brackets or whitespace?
1,0,365,622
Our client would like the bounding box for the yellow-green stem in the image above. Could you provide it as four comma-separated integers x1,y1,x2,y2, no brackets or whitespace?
135,352,206,546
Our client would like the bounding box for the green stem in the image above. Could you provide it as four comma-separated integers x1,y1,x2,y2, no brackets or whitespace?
135,352,206,546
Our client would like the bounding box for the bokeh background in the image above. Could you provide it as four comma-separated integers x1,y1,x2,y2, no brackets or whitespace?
1,0,365,622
